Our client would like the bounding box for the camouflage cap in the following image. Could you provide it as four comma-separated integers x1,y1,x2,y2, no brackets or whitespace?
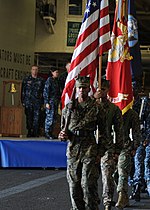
75,76,90,88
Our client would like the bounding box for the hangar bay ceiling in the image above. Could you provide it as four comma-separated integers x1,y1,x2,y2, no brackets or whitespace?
35,0,150,77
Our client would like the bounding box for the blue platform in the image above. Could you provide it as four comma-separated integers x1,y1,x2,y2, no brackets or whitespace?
0,139,67,168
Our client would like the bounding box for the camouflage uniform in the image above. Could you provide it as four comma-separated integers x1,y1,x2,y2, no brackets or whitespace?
144,99,150,195
61,96,108,210
128,92,141,183
132,96,150,200
145,146,150,196
116,109,141,208
100,101,123,208
21,75,45,137
133,144,145,187
43,76,61,137
144,112,150,195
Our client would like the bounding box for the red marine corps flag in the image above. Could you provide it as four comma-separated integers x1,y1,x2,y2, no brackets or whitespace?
61,0,111,109
106,0,133,114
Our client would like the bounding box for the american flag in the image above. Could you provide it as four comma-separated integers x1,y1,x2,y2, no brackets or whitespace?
61,0,111,109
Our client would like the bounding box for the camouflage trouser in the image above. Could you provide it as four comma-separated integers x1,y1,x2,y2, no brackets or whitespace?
25,105,41,135
133,144,145,186
67,156,100,210
45,101,58,134
101,152,116,206
145,144,150,195
117,149,131,194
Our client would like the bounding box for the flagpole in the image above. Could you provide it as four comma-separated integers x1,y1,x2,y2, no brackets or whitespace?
96,55,102,143
98,55,102,89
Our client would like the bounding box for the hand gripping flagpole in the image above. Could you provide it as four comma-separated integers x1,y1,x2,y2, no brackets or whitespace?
96,0,111,143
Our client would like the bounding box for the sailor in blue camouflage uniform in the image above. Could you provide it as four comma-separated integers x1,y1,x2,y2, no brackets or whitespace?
94,80,123,210
115,108,141,209
21,65,45,137
144,111,150,196
43,67,61,139
58,76,109,210
131,94,150,201
128,86,141,186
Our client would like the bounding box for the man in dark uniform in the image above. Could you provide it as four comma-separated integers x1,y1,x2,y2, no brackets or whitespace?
59,61,71,94
21,65,45,137
128,85,141,187
94,80,124,210
58,76,109,210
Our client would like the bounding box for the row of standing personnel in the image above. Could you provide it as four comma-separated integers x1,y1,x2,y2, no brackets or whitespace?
129,87,150,202
58,76,150,210
21,64,70,139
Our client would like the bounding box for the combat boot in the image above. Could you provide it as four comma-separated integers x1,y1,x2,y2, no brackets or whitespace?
45,132,53,140
115,191,129,209
27,129,34,137
141,180,147,193
104,205,111,210
147,181,150,196
129,185,135,199
134,184,141,201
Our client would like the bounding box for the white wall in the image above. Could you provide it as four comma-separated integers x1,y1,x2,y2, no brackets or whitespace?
0,0,36,106
35,0,85,54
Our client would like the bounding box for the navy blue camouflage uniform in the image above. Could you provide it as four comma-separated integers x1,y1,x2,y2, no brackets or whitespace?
43,77,61,137
133,96,150,197
144,111,150,195
21,75,45,137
